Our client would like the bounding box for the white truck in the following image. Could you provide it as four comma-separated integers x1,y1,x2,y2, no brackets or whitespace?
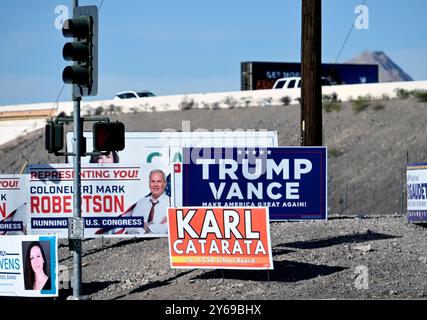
272,76,332,89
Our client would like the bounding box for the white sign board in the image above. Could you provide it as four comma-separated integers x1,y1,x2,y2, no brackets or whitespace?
407,163,427,222
66,131,278,164
0,175,27,235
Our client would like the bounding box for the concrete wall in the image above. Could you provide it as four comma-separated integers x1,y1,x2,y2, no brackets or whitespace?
0,118,47,146
1,80,427,146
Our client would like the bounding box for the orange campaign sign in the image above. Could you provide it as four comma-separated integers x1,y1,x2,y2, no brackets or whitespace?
167,207,273,270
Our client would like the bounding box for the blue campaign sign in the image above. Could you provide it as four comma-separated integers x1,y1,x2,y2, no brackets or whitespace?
406,162,427,223
181,147,327,220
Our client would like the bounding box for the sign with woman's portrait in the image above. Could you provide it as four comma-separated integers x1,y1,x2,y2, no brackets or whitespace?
0,235,57,297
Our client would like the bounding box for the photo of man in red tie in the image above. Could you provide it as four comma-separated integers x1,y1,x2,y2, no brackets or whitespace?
127,169,171,235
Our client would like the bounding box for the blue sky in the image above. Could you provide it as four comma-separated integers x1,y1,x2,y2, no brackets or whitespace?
0,0,426,106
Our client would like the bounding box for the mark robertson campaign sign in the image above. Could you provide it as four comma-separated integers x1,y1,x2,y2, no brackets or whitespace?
27,163,174,238
176,147,327,220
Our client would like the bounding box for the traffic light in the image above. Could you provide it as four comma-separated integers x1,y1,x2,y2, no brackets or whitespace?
45,120,64,153
93,122,125,152
62,5,98,97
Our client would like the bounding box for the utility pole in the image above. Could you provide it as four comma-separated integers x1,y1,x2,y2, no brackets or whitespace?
301,0,322,146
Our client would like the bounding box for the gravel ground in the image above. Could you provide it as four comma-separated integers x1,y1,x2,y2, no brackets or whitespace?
56,215,426,300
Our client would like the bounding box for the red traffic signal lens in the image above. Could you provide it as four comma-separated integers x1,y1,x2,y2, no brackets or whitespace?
93,122,125,152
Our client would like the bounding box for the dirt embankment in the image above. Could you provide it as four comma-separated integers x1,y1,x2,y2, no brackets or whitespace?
1,98,426,300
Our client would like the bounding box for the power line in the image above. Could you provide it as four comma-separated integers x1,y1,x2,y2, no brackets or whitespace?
99,0,105,12
18,83,67,173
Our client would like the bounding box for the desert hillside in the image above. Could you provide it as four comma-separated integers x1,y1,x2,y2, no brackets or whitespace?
1,97,427,216
1,96,427,301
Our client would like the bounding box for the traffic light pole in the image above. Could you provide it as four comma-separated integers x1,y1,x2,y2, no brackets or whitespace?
71,0,83,300
60,0,104,299
71,96,83,299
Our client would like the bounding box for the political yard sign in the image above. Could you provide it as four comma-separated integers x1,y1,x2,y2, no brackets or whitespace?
0,175,27,235
27,163,174,238
407,163,427,222
168,207,273,269
0,235,58,297
175,147,327,220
